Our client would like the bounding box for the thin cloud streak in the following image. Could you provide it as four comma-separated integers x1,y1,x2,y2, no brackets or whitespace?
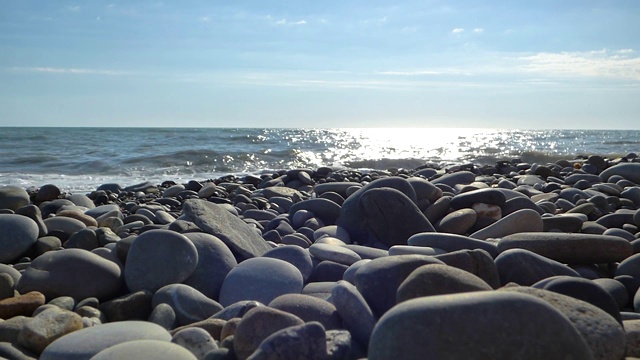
9,67,131,76
519,49,640,80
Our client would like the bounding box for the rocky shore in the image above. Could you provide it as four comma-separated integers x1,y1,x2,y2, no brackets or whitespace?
1,154,640,359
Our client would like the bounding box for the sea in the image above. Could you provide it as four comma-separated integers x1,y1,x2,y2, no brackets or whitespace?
0,127,638,193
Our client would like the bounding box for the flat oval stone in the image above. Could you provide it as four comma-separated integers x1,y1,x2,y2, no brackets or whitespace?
370,291,593,360
450,188,506,209
219,257,303,307
40,321,171,360
431,171,475,187
182,232,237,301
470,209,543,240
396,264,492,303
330,280,376,349
408,232,498,258
354,255,444,317
309,243,361,266
289,198,341,226
0,214,39,263
17,249,122,301
43,216,87,237
601,163,640,183
90,339,196,360
124,229,198,293
494,248,580,286
436,208,477,234
498,232,632,264
269,293,341,330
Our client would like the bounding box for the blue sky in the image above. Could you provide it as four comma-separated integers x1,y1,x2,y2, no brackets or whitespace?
1,1,639,128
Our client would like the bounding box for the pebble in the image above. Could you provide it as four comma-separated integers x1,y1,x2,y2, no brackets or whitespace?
171,327,217,359
269,293,341,330
435,208,477,234
309,243,361,266
368,291,594,360
233,306,304,360
0,214,39,263
0,291,45,319
396,264,492,303
0,186,30,211
181,199,272,262
90,339,197,360
182,232,237,301
494,248,580,286
498,232,633,264
354,254,444,317
40,321,172,360
152,284,223,326
408,232,498,258
18,306,83,354
124,229,199,293
17,249,122,301
470,208,543,240
359,187,435,247
262,245,314,283
434,249,502,289
219,257,303,307
247,321,326,360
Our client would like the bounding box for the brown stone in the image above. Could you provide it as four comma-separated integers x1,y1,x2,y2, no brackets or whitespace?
0,292,45,320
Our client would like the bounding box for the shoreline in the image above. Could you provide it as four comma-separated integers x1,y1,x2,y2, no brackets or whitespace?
1,154,640,358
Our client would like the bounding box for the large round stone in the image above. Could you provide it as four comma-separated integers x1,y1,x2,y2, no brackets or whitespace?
40,321,171,360
17,248,122,301
89,339,196,360
369,292,594,360
124,229,198,293
182,232,237,301
219,257,303,307
0,186,30,211
0,214,39,263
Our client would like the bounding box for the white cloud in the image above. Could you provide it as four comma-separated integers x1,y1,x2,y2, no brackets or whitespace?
199,16,211,22
10,67,130,76
473,28,484,33
518,50,640,80
274,18,306,26
452,28,464,33
618,49,634,54
67,6,80,12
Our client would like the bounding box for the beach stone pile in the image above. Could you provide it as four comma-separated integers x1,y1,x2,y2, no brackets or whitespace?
1,155,640,359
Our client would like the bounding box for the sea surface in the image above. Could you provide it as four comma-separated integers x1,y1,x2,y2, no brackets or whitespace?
0,127,638,193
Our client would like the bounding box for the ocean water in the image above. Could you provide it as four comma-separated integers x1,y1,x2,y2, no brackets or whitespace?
0,127,638,193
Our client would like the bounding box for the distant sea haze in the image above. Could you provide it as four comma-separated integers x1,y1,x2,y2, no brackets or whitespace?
1,127,638,192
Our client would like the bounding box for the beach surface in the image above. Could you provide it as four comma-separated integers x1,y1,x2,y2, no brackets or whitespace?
1,154,640,359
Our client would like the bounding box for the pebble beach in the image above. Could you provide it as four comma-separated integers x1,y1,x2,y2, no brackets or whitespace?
1,154,640,360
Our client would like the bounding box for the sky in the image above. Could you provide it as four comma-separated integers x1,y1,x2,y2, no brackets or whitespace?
0,1,639,129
